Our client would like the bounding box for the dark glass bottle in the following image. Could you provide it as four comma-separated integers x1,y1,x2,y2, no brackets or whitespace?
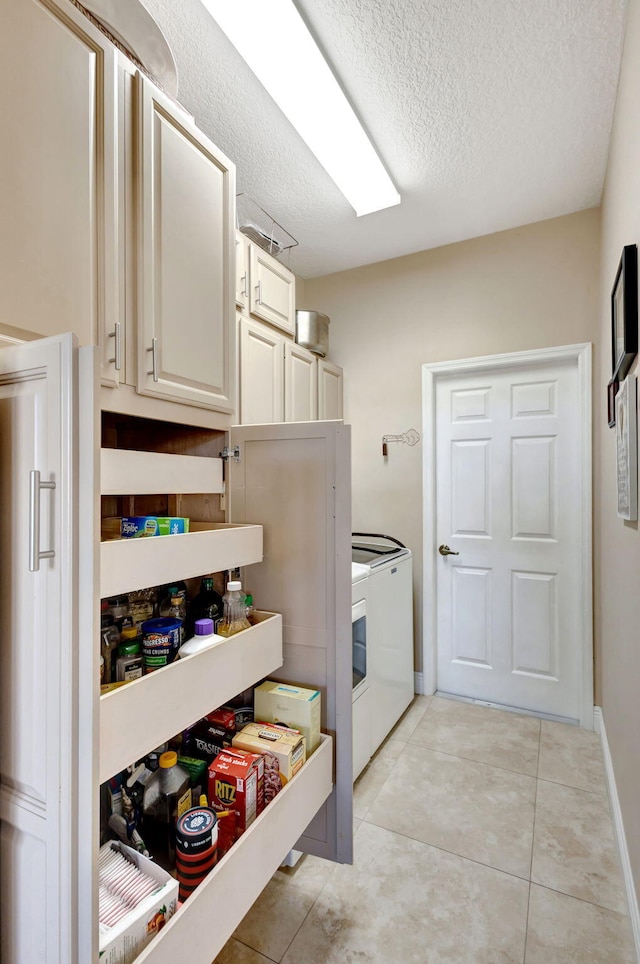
185,576,223,638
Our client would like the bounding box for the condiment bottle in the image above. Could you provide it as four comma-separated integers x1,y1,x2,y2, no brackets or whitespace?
100,614,120,684
115,628,144,682
218,581,251,637
142,751,191,871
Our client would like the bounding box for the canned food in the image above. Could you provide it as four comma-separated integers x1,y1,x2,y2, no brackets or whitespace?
141,617,182,672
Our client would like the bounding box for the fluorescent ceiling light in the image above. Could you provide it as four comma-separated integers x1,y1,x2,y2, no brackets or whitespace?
200,0,400,217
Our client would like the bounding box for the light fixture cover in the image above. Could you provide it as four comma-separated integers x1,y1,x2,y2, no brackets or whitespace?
200,0,400,217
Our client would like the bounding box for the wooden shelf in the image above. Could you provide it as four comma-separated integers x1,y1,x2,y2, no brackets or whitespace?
134,734,333,964
101,448,224,495
99,612,283,783
100,523,263,598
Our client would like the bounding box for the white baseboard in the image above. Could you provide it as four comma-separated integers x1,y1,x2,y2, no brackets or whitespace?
594,706,640,960
414,671,425,695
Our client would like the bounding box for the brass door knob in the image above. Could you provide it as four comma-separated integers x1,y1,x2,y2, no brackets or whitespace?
438,544,459,556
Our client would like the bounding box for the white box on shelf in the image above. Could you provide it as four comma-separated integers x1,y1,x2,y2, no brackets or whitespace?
98,842,179,964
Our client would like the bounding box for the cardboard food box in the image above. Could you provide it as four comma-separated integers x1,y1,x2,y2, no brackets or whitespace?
186,707,236,763
254,681,321,754
208,749,264,853
98,841,178,964
120,517,190,538
232,722,306,783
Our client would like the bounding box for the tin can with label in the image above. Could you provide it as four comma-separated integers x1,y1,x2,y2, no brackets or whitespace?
141,616,182,672
175,806,219,901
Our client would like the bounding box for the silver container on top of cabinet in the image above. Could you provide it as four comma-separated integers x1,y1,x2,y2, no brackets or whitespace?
295,310,330,357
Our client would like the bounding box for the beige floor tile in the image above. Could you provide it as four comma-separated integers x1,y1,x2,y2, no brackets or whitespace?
531,779,627,912
538,720,607,794
280,822,529,964
352,737,406,819
525,883,635,963
409,696,540,775
365,742,536,877
389,694,432,740
231,854,335,961
213,938,276,963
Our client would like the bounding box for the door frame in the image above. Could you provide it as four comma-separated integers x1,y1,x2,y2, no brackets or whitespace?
421,343,593,728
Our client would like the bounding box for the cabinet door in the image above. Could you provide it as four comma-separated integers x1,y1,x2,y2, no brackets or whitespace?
249,245,296,334
318,359,344,420
0,0,120,387
228,421,353,864
239,317,285,424
235,231,250,312
0,334,97,964
285,341,318,421
136,73,235,413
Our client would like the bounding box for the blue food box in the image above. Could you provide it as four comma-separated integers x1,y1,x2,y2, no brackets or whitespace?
120,517,190,538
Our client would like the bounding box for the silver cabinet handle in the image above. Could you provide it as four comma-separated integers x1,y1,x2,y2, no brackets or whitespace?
146,337,159,382
29,470,56,572
108,321,122,371
255,280,262,305
241,273,248,298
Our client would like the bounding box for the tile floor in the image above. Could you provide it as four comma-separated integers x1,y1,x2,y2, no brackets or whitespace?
213,696,636,963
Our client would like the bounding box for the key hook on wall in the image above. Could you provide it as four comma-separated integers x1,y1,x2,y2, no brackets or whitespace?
382,428,421,457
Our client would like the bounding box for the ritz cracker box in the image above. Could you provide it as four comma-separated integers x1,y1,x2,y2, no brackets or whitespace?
254,681,321,754
208,749,264,854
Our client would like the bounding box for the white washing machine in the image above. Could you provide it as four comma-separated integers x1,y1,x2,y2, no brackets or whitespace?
352,534,414,756
352,562,371,781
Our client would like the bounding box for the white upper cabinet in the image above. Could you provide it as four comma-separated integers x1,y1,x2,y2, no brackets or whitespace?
238,316,285,423
249,244,296,334
0,0,119,387
235,231,250,311
285,341,318,422
136,74,235,412
318,359,344,420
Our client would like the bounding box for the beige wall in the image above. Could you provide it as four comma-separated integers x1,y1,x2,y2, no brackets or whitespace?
304,209,601,679
598,0,640,895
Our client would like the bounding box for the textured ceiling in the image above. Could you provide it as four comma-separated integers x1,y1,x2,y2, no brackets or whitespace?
140,0,628,278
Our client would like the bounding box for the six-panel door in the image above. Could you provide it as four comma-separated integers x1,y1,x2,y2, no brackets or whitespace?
435,358,583,720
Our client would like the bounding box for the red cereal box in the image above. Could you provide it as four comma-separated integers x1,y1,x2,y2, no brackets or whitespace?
207,750,264,854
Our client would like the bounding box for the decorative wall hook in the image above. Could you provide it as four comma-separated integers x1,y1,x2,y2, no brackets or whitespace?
382,428,421,457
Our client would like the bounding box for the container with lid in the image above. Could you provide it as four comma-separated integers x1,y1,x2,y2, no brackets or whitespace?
218,581,251,637
295,310,330,357
142,751,191,871
178,618,224,659
141,616,182,672
115,630,143,682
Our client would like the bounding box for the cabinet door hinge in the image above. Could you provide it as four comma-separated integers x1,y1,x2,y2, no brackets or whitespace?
220,445,241,463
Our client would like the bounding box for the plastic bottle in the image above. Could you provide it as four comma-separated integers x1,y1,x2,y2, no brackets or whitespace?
178,618,224,658
159,587,187,643
100,614,121,684
244,593,255,623
107,595,131,633
218,581,251,637
142,751,191,871
115,629,144,682
185,577,223,637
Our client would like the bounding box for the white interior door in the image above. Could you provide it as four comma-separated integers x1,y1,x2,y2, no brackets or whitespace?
425,347,592,723
0,334,96,963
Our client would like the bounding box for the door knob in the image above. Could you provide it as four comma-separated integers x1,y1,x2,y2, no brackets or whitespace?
438,544,459,556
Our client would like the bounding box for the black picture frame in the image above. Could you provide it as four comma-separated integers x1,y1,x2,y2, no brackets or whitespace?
608,376,618,428
611,244,638,380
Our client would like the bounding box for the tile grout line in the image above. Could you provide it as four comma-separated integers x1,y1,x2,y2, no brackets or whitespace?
272,864,338,964
523,721,542,964
359,818,533,883
403,739,539,779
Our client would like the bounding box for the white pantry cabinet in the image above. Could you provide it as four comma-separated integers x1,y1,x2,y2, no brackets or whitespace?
249,242,296,334
0,0,235,422
136,73,235,414
0,0,119,386
0,335,352,964
318,358,345,420
238,317,318,424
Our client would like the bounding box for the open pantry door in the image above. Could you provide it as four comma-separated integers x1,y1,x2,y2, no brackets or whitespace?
0,334,98,963
228,420,353,864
